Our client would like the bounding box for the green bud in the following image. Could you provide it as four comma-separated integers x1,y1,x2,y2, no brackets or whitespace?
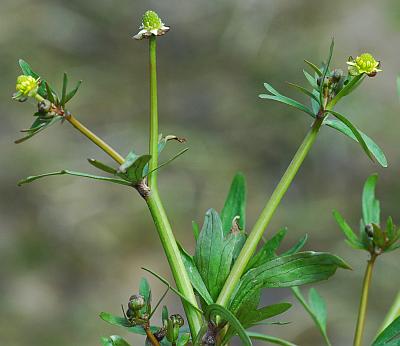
128,294,145,311
166,314,184,342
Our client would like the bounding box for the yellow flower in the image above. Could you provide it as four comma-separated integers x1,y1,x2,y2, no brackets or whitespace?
347,53,382,77
15,75,39,97
133,10,170,40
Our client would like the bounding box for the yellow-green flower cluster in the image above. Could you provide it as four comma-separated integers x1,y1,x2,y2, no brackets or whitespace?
347,53,382,77
15,75,39,97
133,10,170,40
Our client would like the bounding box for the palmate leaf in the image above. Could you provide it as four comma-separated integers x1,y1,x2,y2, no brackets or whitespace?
194,209,236,301
292,287,331,346
362,174,380,225
246,332,297,346
221,172,247,234
204,304,252,346
324,118,387,167
100,335,131,346
230,251,350,314
373,315,400,346
17,170,132,187
260,83,315,118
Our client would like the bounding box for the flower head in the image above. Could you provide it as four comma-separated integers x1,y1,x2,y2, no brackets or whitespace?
133,10,170,40
347,53,382,77
15,75,39,98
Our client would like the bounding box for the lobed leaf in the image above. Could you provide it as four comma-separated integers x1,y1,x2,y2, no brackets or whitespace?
286,82,320,103
303,70,319,90
304,59,323,76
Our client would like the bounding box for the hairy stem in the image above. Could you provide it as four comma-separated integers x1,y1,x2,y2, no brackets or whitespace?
146,36,202,337
377,290,400,335
216,116,324,308
354,255,377,346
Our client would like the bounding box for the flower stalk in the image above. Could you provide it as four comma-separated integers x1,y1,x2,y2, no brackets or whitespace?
353,254,377,346
216,116,324,308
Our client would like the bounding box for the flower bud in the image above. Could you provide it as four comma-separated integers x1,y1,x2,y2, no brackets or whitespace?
133,10,170,40
347,53,381,77
128,294,145,311
166,314,184,342
16,75,39,97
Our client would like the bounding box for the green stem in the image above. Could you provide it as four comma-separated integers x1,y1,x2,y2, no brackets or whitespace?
353,254,377,346
216,116,324,308
146,36,202,338
377,290,400,336
148,36,159,189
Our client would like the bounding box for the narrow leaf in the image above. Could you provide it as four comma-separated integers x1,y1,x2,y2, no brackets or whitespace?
17,170,132,187
333,210,364,248
246,332,297,346
221,172,247,234
303,70,319,89
282,234,308,256
179,246,214,305
326,110,373,162
324,118,387,167
65,80,82,104
144,148,188,177
304,60,323,76
61,72,68,106
259,93,315,118
319,39,334,105
101,336,131,346
99,312,159,335
362,174,380,225
329,74,365,108
192,221,200,241
88,158,117,174
286,82,320,103
373,315,400,346
141,267,203,314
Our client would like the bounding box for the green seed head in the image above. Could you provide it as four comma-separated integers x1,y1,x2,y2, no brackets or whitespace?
142,10,163,31
16,75,39,96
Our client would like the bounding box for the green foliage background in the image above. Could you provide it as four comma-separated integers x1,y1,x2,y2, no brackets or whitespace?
1,0,399,345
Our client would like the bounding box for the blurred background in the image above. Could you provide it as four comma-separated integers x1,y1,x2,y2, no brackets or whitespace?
1,0,399,345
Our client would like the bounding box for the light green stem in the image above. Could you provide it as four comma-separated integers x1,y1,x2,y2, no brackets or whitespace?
148,36,159,189
353,255,377,346
146,36,202,338
377,291,400,335
216,116,324,308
